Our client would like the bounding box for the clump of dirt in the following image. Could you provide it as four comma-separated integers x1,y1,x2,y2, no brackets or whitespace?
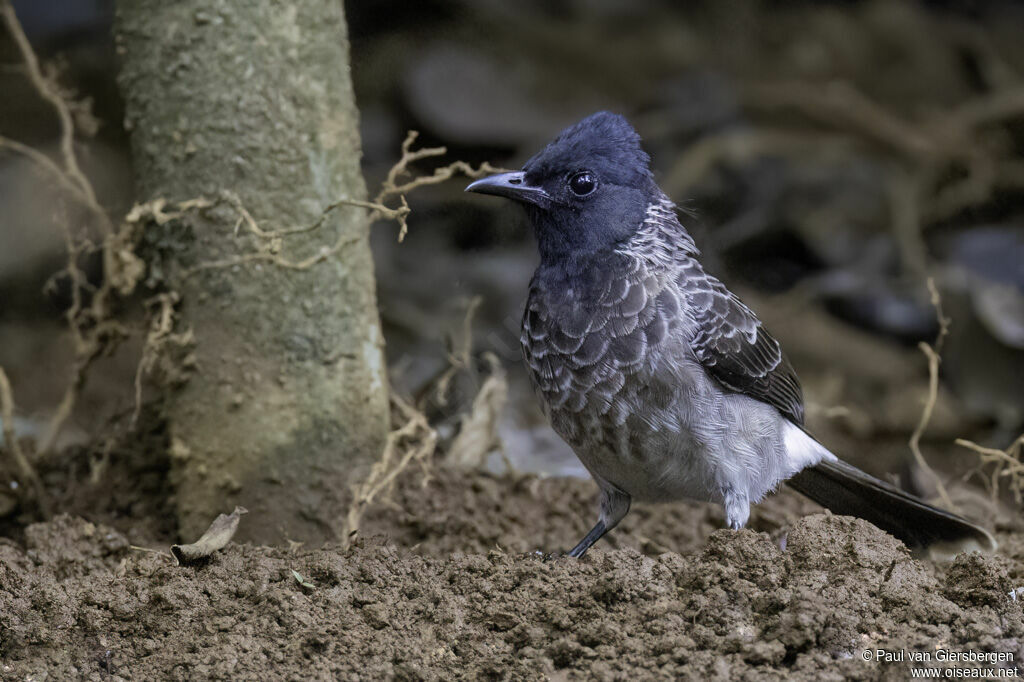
1,470,1022,680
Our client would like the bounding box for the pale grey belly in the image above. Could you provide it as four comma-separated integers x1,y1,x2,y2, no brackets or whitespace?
544,360,791,505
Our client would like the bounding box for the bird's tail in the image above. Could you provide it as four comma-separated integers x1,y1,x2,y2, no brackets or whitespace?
787,458,996,554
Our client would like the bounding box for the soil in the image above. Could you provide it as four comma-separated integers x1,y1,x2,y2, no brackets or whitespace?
2,465,1022,681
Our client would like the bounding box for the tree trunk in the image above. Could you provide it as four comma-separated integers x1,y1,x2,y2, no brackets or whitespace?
114,1,388,543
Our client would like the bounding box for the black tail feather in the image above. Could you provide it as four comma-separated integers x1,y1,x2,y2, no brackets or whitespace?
787,459,996,551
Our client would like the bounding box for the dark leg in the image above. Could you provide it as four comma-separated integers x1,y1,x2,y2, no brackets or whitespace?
567,483,630,558
568,521,607,558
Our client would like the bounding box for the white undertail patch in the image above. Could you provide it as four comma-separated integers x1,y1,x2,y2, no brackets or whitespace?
782,420,836,476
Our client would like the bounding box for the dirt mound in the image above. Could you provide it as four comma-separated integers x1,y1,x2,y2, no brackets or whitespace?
2,471,1021,680
357,467,822,558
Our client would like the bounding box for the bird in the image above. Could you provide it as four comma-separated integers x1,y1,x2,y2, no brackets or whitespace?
465,111,996,558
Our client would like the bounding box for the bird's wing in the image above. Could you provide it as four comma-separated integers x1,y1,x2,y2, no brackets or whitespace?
679,263,805,425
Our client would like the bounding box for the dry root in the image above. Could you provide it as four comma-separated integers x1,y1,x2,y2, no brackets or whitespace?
906,278,956,511
342,395,437,550
183,132,505,276
341,293,515,543
132,292,195,427
959,434,1024,509
0,367,50,517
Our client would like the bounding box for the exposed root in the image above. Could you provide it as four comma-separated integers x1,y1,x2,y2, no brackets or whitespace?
183,132,505,277
132,293,195,427
958,434,1024,508
339,298,514,538
907,279,955,511
0,367,50,517
37,215,139,458
343,395,437,549
374,131,506,242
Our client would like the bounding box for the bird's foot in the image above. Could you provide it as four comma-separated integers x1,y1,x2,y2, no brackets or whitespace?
724,488,750,530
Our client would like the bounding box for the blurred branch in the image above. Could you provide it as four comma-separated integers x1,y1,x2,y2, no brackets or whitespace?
0,0,111,235
745,81,936,158
887,168,928,282
743,79,1024,275
663,128,855,197
745,81,1024,162
0,135,111,232
447,352,508,471
946,85,1024,130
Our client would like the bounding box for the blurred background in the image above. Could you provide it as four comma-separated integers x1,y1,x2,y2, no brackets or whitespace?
1,0,1022,518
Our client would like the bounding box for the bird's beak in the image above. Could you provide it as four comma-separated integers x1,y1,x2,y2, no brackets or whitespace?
465,171,551,208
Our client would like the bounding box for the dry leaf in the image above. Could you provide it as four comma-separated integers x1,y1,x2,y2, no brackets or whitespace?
171,506,248,565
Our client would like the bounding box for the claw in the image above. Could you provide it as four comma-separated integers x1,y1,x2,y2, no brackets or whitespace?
723,487,750,530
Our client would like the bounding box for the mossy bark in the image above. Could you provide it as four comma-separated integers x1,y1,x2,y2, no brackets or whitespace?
114,1,388,543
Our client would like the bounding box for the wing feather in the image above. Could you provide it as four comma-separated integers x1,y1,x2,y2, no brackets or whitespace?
683,274,805,425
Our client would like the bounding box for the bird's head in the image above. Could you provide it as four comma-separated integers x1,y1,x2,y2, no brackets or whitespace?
466,111,657,267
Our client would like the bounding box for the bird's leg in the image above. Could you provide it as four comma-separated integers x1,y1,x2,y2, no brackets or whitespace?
723,486,750,530
568,484,630,558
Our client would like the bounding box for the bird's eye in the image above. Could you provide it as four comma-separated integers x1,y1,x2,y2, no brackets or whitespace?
568,171,597,197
